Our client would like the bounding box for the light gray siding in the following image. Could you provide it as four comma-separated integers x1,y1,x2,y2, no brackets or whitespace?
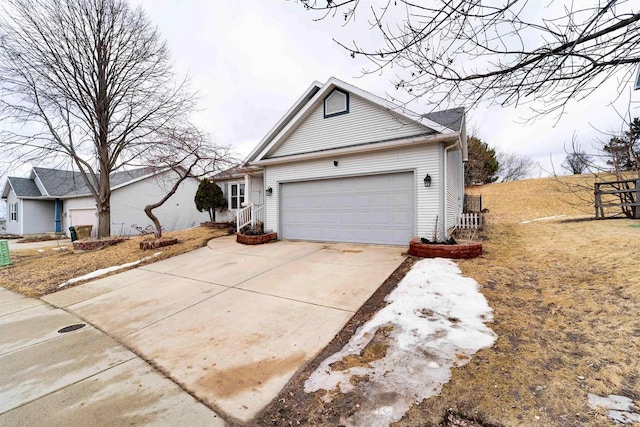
22,199,55,234
266,94,431,158
110,172,208,235
264,143,442,240
445,147,464,231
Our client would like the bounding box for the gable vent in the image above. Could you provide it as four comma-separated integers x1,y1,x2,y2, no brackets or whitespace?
324,89,349,118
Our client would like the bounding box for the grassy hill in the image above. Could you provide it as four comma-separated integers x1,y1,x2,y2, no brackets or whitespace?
466,174,598,223
403,174,640,426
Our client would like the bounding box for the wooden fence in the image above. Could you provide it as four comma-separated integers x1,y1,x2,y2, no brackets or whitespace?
594,178,640,219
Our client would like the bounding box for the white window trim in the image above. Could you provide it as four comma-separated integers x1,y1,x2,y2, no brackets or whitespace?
229,182,246,210
9,202,18,222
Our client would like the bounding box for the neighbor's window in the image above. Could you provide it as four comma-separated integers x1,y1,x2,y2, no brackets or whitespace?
10,202,18,222
324,89,349,118
230,183,245,209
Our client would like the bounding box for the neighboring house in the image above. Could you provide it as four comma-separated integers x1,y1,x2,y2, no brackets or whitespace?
1,167,209,237
213,77,467,245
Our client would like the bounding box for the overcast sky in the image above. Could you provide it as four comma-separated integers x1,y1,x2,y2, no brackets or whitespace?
135,0,639,175
2,0,639,218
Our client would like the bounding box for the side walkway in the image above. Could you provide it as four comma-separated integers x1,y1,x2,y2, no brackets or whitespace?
0,287,225,426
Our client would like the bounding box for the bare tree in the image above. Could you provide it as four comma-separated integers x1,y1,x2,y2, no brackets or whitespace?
562,142,594,175
300,1,640,116
0,0,195,238
496,151,534,182
139,126,233,239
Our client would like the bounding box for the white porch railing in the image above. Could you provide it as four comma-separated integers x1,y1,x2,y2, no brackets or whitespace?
236,204,264,232
457,212,483,230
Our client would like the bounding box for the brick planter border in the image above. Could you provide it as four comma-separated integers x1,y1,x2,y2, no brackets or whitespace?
408,238,482,259
140,238,178,250
236,232,277,245
201,222,233,229
73,237,126,252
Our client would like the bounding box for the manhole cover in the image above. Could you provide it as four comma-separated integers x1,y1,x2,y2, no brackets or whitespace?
58,324,86,334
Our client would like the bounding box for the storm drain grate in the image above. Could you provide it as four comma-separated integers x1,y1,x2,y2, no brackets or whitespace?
58,324,86,334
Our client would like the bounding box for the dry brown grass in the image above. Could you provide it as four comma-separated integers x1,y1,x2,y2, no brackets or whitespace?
0,227,230,297
396,175,640,426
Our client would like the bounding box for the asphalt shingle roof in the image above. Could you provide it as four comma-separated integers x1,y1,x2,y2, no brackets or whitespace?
423,107,465,132
8,177,42,197
33,167,158,197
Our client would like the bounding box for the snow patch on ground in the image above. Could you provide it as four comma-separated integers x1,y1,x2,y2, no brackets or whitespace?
588,393,640,424
57,252,161,289
521,214,567,224
304,258,497,427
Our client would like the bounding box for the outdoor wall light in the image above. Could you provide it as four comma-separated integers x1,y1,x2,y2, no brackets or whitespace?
334,160,339,167
266,187,273,196
424,174,432,187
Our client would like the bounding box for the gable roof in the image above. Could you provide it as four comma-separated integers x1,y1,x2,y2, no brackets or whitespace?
32,167,159,197
5,177,42,198
1,166,164,200
247,77,461,164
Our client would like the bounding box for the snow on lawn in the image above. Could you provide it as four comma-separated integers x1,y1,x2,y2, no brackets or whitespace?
588,393,640,424
57,252,161,289
304,258,497,427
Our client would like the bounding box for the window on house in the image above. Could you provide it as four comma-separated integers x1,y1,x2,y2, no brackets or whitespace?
230,183,245,209
10,202,18,222
324,89,349,118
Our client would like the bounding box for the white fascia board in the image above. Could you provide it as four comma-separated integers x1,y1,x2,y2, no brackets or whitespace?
325,77,456,134
110,168,173,192
1,180,12,199
245,81,323,163
250,133,458,167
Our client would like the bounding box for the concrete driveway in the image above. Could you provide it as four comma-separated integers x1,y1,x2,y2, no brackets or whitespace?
39,236,406,424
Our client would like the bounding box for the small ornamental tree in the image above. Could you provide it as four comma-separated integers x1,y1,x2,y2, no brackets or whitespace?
195,179,226,222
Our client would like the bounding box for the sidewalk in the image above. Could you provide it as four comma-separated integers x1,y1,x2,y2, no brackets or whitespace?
0,287,225,426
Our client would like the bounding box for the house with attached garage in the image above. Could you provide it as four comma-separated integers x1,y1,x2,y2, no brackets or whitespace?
213,77,468,245
1,166,208,237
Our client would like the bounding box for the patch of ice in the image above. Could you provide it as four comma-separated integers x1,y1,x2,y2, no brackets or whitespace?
588,393,640,424
304,258,497,427
57,252,161,289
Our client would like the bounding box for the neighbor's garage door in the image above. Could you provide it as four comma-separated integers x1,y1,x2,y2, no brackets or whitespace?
280,172,414,245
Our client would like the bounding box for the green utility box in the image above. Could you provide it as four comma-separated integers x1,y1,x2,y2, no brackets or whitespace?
0,240,11,267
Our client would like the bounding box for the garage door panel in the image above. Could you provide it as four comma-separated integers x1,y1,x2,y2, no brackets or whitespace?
281,172,414,245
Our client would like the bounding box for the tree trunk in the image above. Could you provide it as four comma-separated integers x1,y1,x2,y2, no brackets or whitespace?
97,208,111,238
211,208,216,222
144,206,163,239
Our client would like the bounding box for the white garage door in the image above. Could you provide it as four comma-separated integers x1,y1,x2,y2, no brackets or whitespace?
69,209,97,236
280,172,414,245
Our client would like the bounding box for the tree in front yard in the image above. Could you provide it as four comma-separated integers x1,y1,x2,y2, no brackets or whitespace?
195,179,227,222
142,125,233,239
0,0,195,238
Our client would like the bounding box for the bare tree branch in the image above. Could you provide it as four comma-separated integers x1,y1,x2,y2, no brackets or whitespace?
0,0,197,237
300,0,640,118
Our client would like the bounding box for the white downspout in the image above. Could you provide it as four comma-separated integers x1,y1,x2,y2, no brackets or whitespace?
443,139,461,238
